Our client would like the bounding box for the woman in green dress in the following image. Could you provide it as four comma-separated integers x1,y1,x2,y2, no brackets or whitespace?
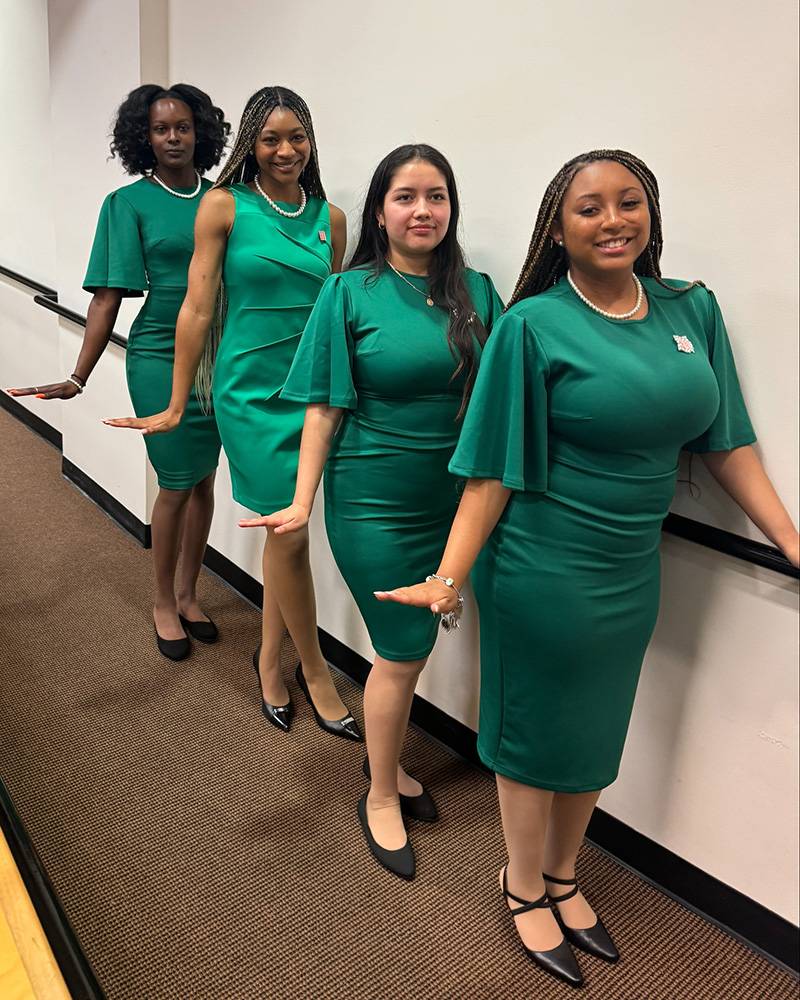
245,145,503,880
379,150,799,987
10,84,229,661
108,87,361,740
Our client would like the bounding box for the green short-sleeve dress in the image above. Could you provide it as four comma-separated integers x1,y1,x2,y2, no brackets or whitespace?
450,277,755,792
283,266,504,661
83,178,221,490
212,184,332,513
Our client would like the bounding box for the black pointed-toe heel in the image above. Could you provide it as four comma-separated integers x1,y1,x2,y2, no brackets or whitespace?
178,614,219,644
155,626,190,662
252,647,293,733
357,793,415,880
501,867,583,989
543,873,619,964
361,757,438,822
295,664,363,742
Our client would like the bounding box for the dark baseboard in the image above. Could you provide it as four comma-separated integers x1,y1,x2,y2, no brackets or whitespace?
0,779,106,999
62,457,151,548
5,391,799,975
0,390,62,449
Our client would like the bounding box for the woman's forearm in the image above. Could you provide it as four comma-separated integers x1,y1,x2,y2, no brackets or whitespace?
167,298,215,415
293,404,344,510
437,478,512,588
702,445,798,553
73,289,124,383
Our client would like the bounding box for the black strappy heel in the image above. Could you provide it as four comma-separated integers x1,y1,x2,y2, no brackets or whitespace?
543,873,619,963
500,867,583,988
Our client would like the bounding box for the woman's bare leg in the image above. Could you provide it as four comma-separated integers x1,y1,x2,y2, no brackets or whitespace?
257,534,291,706
263,526,348,719
150,485,192,640
363,654,426,849
496,774,563,951
543,789,603,929
175,472,216,622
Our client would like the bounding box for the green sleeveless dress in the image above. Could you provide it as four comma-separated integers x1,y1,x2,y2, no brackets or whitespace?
83,177,221,490
449,277,756,792
212,184,332,513
282,266,503,661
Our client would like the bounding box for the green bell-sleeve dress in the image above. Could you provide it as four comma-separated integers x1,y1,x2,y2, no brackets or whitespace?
449,276,756,792
282,265,504,661
83,178,221,490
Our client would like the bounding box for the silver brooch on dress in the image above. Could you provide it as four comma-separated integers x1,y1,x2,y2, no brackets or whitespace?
673,335,695,354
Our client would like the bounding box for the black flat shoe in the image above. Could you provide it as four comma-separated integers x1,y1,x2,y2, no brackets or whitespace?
362,757,438,822
543,873,619,964
501,867,583,989
155,626,190,661
295,664,363,742
253,647,293,733
178,614,218,644
357,793,415,880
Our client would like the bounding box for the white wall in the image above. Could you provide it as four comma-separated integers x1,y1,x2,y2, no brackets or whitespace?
169,0,800,923
2,0,797,925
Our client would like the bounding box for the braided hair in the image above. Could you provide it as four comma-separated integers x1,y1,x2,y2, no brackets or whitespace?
213,86,325,198
349,144,487,419
508,149,700,307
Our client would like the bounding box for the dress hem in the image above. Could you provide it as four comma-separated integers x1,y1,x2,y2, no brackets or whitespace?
372,643,434,663
479,751,615,794
155,463,219,491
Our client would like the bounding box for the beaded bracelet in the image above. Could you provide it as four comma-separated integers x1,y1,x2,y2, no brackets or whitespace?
425,574,464,633
67,374,85,393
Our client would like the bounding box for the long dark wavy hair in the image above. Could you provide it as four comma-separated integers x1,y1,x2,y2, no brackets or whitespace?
509,148,701,306
349,144,487,418
110,83,230,175
213,86,325,198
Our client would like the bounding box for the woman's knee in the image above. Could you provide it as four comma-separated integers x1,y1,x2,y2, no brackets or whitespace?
191,472,216,502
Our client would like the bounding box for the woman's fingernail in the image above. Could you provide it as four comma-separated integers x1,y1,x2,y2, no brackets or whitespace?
36,394,46,398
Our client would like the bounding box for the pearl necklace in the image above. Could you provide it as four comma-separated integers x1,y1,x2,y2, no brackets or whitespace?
150,170,202,199
386,259,435,306
567,270,644,320
253,174,307,218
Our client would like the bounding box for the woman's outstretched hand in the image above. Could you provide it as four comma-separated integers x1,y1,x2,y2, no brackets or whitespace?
7,381,80,400
103,409,182,435
238,503,310,534
374,579,459,614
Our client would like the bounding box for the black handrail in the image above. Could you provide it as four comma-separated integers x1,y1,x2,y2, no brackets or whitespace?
33,294,128,349
663,513,797,579
0,263,58,299
7,266,798,581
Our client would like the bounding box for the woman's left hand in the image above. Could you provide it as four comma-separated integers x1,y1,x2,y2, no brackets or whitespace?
374,579,459,614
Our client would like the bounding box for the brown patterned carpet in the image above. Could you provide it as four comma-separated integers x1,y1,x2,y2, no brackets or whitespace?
0,405,797,1000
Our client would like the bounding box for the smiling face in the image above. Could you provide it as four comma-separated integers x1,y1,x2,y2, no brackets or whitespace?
377,159,451,266
551,160,651,277
253,106,311,189
148,98,195,172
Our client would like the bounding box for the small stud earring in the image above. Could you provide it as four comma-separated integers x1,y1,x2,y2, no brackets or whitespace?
378,221,385,230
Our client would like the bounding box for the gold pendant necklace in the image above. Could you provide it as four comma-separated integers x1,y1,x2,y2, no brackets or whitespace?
386,259,435,306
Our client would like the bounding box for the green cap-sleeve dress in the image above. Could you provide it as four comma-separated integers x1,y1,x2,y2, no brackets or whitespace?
449,277,755,792
283,266,504,661
83,179,221,490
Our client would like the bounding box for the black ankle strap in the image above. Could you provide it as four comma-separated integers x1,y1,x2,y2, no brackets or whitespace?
542,873,580,903
502,867,550,915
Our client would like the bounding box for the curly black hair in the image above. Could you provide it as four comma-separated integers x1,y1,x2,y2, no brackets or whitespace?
110,83,230,175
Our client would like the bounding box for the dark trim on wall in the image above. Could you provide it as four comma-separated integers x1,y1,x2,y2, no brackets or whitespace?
0,779,106,999
0,263,58,299
62,457,151,548
664,513,798,579
0,389,62,449
33,294,128,349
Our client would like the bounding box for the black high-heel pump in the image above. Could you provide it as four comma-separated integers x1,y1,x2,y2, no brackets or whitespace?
252,647,293,733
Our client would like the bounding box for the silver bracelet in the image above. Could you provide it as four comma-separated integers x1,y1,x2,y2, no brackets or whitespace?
67,375,84,393
426,574,464,633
